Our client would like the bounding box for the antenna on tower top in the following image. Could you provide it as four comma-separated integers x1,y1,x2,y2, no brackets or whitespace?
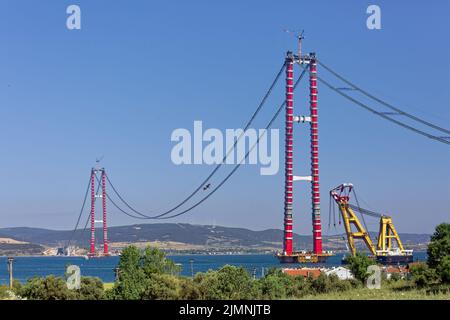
283,29,305,61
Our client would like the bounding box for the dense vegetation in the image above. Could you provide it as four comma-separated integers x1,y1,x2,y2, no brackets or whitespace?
104,246,360,300
3,223,449,300
409,223,450,288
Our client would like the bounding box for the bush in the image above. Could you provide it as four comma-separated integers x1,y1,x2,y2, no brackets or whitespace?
0,285,10,299
141,274,180,300
110,245,184,300
194,265,256,300
344,253,377,283
19,275,108,300
11,280,22,295
389,272,402,282
256,270,354,299
19,276,76,300
410,262,438,287
308,273,353,294
76,277,105,300
438,255,450,284
257,274,289,299
178,278,201,300
141,247,181,276
427,223,450,283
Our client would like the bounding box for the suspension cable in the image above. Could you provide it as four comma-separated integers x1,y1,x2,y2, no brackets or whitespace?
155,66,310,220
352,189,369,232
102,62,286,219
314,71,450,146
69,173,102,248
94,174,149,219
317,60,450,135
67,173,91,248
348,203,383,218
107,65,309,220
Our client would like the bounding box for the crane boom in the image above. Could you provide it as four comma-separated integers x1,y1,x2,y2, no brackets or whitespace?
330,183,413,264
330,184,376,256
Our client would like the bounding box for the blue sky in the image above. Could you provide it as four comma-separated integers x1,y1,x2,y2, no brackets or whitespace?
0,0,449,235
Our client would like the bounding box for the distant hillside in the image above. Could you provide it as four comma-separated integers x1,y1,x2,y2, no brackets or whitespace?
0,223,431,251
0,238,45,256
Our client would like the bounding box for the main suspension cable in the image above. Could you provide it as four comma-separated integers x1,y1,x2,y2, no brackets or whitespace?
317,60,450,135
94,174,149,219
155,66,310,220
107,65,309,220
69,173,103,248
67,173,92,248
103,62,286,219
313,71,450,146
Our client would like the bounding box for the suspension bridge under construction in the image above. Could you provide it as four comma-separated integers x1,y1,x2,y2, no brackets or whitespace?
67,37,450,262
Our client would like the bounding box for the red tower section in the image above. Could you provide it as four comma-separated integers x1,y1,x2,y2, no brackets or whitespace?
89,168,109,257
89,169,96,256
309,56,323,254
277,49,332,263
101,170,109,255
283,52,295,256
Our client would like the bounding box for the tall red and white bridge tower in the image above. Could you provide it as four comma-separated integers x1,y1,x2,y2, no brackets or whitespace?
89,167,109,257
277,39,333,263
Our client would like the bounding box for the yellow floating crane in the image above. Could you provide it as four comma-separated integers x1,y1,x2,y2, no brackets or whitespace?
330,183,413,264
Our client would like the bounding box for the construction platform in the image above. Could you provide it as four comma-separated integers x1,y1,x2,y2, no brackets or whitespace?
276,251,334,264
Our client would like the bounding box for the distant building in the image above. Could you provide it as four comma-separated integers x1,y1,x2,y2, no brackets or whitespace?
383,266,409,279
282,268,322,278
322,266,354,280
282,266,354,280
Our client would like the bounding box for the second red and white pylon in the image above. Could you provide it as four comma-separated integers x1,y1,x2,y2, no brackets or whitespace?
89,167,109,257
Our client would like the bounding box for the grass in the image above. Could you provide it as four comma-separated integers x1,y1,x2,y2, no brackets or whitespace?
103,282,114,290
300,280,450,300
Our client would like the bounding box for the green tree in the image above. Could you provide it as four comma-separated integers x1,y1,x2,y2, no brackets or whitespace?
257,274,287,299
111,245,183,299
76,277,105,300
194,270,220,299
256,268,304,299
409,262,438,287
194,266,256,300
438,255,450,283
310,273,334,294
11,279,22,295
111,246,147,299
178,278,201,300
344,253,377,283
142,247,181,276
427,223,450,283
0,285,10,299
141,274,179,300
19,276,75,300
